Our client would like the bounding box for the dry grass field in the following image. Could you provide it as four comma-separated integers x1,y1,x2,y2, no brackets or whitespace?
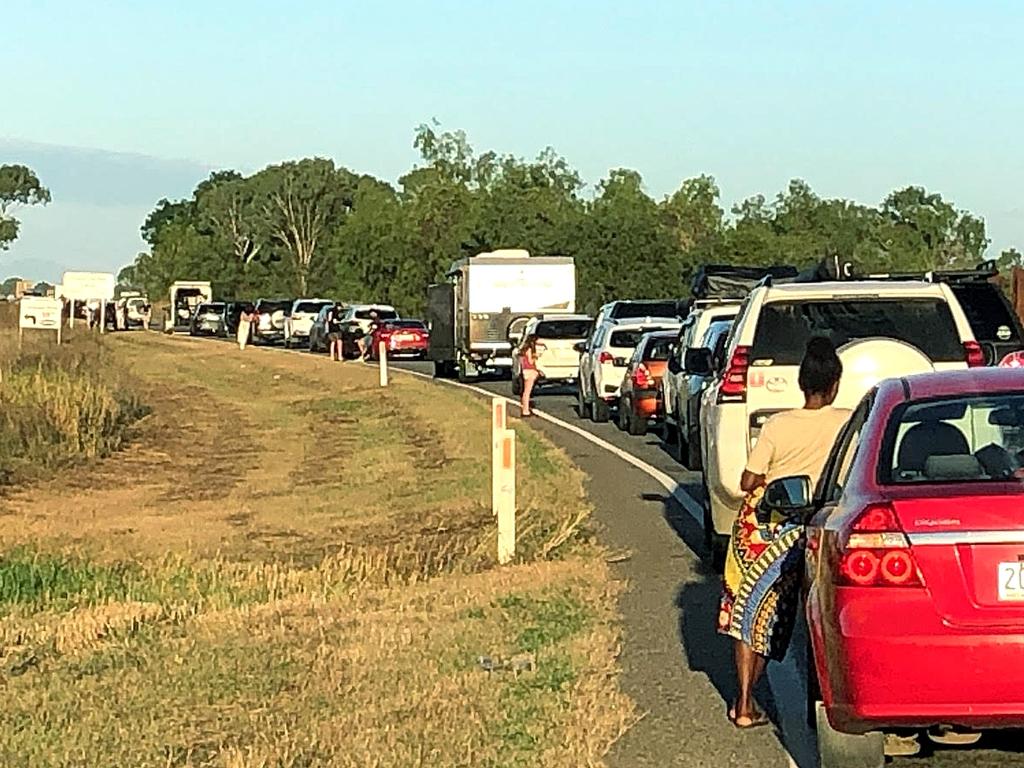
0,330,634,767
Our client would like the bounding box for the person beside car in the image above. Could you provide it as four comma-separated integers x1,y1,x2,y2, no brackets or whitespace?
717,336,849,729
518,334,544,417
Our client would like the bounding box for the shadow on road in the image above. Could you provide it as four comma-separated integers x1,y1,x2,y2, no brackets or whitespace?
644,489,818,768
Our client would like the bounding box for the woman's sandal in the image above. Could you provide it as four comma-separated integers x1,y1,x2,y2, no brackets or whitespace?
733,710,770,729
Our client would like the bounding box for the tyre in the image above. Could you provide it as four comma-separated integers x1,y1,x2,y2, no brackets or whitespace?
628,409,647,436
806,640,822,728
816,702,885,768
617,399,629,431
686,427,703,471
512,375,523,396
577,378,591,419
591,392,610,423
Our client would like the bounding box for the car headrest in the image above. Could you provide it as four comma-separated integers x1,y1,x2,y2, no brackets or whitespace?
924,455,985,481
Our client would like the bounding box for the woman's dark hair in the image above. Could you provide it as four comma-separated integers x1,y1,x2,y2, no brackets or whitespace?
798,336,842,395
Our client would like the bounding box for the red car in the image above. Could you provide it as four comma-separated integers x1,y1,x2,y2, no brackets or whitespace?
761,368,1024,767
367,320,429,360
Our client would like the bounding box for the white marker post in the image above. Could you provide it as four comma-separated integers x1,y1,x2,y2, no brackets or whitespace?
496,428,516,565
490,397,507,516
378,341,389,387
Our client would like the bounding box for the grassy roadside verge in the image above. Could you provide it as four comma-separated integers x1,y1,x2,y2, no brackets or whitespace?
0,332,634,767
0,303,144,486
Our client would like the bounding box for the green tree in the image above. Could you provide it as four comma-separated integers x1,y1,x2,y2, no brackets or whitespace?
0,164,51,251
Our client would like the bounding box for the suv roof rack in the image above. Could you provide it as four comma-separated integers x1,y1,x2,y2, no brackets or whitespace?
856,260,998,285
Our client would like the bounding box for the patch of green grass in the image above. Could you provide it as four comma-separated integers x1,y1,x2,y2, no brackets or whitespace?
0,549,138,610
517,429,559,478
495,592,590,653
493,653,577,766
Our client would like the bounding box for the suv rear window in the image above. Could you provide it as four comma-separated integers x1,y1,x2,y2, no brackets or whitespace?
295,301,331,314
355,308,398,320
610,326,674,348
642,337,675,361
535,319,591,339
751,299,964,365
949,283,1021,344
257,300,291,314
610,301,679,320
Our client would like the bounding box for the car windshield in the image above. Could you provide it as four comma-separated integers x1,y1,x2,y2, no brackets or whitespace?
643,336,675,360
610,301,679,320
356,308,398,320
257,300,291,313
610,326,674,348
752,299,964,365
882,393,1024,483
949,283,1021,345
534,319,591,339
295,301,331,314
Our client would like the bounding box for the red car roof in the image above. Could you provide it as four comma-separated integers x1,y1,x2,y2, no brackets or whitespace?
893,368,1024,400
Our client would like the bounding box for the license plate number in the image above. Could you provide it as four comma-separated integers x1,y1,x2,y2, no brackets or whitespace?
998,561,1024,601
394,334,413,341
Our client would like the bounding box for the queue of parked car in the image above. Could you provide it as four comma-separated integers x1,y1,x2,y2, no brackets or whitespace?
186,296,431,361
500,258,1024,768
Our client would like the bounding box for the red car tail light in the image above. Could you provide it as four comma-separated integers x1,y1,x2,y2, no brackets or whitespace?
633,363,654,389
963,340,985,367
598,352,614,364
717,345,750,403
835,502,922,587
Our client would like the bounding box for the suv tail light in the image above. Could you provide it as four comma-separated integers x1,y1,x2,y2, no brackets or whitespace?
598,352,614,364
835,503,922,587
963,340,985,367
717,346,750,403
633,363,654,389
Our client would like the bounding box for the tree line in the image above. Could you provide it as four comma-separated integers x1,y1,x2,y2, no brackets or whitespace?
120,125,1019,315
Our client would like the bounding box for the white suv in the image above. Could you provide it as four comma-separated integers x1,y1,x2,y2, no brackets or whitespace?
577,317,681,422
340,304,399,333
285,299,333,348
511,314,592,395
662,301,739,450
700,279,983,568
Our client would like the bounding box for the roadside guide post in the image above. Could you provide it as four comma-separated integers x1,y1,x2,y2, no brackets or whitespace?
496,427,516,565
490,398,507,516
378,341,389,386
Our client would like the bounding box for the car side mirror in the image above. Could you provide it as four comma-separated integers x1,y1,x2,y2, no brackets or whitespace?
684,347,713,376
761,476,813,516
573,341,587,354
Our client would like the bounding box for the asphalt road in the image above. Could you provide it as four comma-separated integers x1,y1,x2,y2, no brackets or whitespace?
193,337,1024,767
388,360,1024,768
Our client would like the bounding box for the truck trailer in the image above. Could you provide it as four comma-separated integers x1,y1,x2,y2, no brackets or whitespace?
426,250,576,381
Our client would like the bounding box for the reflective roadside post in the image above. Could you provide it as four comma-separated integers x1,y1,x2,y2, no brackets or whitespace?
491,398,507,516
378,341,389,387
496,428,516,565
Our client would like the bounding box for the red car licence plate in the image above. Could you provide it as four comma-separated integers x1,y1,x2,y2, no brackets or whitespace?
998,561,1024,601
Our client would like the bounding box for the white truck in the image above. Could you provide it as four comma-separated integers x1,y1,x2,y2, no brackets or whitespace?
168,281,213,332
426,250,576,381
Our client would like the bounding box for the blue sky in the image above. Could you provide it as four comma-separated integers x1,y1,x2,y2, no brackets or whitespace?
3,0,1023,281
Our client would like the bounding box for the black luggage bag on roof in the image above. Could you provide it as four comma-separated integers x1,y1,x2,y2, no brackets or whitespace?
690,264,799,299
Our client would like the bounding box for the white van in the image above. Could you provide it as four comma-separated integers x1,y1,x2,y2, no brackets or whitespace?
700,280,982,568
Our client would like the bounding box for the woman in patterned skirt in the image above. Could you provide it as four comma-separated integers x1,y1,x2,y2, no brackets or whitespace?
718,337,849,728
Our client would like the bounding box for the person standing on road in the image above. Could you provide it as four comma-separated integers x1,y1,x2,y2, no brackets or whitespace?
518,334,543,417
359,310,381,363
237,305,255,351
141,303,152,331
718,337,848,729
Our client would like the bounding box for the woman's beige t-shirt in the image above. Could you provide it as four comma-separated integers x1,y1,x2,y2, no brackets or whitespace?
745,407,851,484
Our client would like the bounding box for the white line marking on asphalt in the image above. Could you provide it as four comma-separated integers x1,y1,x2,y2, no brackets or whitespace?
392,366,705,521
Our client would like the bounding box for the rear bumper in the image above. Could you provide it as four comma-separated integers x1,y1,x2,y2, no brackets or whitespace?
632,390,662,418
814,588,1024,732
536,364,578,381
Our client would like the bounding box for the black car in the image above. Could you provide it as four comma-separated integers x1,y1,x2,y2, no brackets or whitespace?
223,301,255,336
308,303,362,357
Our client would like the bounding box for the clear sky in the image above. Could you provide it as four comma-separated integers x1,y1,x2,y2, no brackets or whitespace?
3,0,1023,282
